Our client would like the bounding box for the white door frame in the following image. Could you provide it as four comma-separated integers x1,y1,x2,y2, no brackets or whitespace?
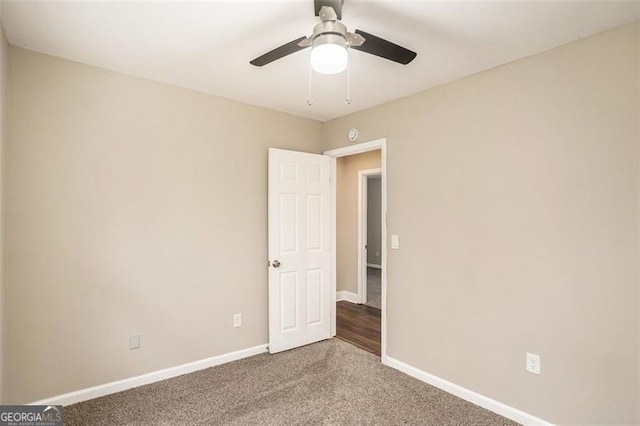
324,138,388,363
358,168,382,304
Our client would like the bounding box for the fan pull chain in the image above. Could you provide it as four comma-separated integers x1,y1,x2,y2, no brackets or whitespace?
307,59,313,106
345,46,352,105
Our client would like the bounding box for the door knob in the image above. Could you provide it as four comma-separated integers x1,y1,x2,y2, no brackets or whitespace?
272,260,281,268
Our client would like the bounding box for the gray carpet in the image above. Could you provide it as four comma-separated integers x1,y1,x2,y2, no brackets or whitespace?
366,267,381,309
65,339,518,425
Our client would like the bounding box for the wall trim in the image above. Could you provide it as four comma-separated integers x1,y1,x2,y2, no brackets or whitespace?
384,356,553,426
336,290,360,304
324,139,386,158
30,343,269,407
366,263,382,269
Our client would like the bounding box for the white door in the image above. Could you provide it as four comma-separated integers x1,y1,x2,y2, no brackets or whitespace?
268,148,332,354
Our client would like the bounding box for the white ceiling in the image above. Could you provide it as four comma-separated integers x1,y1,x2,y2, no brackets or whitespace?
2,1,639,122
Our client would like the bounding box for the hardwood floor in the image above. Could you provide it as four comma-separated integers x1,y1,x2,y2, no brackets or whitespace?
336,301,381,357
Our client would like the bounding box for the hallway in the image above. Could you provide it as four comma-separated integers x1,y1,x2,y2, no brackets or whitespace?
336,301,381,357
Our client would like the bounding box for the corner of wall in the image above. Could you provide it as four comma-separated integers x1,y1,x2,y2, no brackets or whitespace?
0,23,8,404
636,20,640,426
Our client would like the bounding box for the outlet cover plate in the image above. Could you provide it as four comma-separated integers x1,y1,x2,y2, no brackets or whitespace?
233,313,242,328
526,352,541,375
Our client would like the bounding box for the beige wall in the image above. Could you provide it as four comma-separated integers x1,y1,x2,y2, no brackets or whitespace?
0,25,8,404
366,176,382,266
323,22,640,424
3,17,639,423
5,47,322,403
336,150,381,293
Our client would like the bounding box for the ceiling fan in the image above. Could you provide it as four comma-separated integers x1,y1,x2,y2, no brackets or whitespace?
249,0,417,75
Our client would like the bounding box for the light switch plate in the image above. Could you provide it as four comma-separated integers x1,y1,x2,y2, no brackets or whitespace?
391,234,399,249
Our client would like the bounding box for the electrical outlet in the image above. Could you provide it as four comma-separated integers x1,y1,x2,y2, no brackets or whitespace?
526,352,541,375
129,333,140,350
233,313,242,328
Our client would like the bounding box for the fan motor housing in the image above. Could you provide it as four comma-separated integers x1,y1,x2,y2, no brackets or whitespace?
311,21,348,42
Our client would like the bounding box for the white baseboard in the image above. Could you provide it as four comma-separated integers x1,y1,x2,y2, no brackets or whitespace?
336,290,360,304
30,343,268,407
384,356,553,426
366,263,382,269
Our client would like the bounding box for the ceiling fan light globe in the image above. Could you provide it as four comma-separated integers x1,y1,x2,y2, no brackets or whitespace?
310,39,348,75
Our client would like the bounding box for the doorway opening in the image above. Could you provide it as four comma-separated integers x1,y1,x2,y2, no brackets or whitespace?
359,170,382,310
324,139,387,360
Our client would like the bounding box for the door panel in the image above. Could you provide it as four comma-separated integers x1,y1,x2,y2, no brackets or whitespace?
305,269,322,325
305,195,323,251
268,148,331,353
280,272,298,331
280,194,298,253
